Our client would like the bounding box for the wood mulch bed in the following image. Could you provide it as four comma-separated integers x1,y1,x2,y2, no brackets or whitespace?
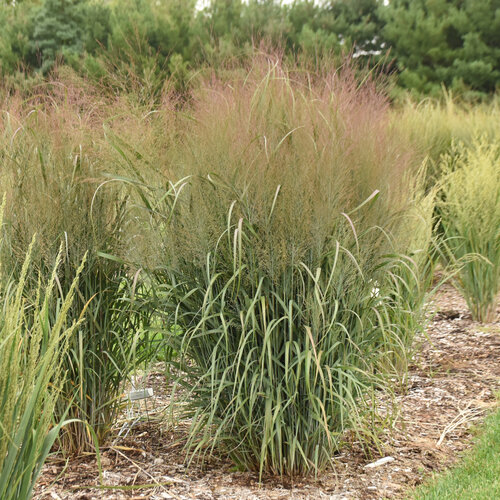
34,283,500,500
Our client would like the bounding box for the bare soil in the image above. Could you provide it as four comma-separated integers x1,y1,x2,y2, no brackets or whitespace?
34,284,500,500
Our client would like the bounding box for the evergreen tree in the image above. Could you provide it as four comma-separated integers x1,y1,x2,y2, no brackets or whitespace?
29,0,86,73
382,0,500,95
328,0,384,54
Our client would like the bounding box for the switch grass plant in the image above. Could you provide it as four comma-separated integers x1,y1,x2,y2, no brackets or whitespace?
0,98,153,454
0,199,83,500
438,139,500,322
140,60,434,476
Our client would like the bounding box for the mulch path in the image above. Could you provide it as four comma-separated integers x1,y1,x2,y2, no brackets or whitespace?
34,284,500,500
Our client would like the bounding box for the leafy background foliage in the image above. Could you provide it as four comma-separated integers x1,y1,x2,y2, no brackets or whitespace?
1,0,499,97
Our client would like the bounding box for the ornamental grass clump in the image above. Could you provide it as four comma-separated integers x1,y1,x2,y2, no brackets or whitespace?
438,139,500,322
145,60,432,476
0,198,83,500
0,95,150,454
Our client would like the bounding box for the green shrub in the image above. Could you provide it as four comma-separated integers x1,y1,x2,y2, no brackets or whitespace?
438,139,500,322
